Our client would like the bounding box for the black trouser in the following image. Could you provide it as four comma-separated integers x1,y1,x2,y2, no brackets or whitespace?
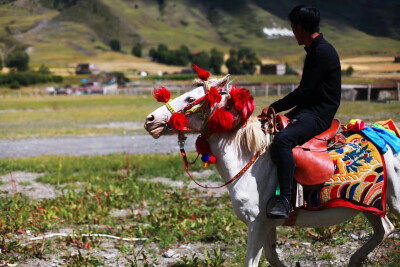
270,112,328,201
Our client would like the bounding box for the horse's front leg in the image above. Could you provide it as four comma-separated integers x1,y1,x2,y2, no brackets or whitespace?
264,226,286,267
245,220,265,267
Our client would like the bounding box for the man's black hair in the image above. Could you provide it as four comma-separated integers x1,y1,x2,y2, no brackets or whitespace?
289,5,320,34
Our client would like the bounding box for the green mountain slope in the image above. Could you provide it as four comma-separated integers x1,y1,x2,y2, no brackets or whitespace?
0,0,399,69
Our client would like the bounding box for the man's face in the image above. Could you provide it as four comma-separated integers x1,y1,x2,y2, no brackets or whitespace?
291,23,304,45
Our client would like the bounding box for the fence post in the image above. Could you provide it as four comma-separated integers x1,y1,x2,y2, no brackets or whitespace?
277,84,281,97
265,84,269,97
397,82,400,101
252,86,256,96
367,84,371,102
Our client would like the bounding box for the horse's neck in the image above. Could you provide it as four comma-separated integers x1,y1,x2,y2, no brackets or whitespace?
208,132,278,197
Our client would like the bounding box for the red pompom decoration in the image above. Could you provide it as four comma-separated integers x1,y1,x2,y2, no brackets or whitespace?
208,156,217,164
195,135,211,155
229,86,255,121
206,86,222,107
193,64,210,81
207,108,234,133
169,113,187,131
153,86,171,103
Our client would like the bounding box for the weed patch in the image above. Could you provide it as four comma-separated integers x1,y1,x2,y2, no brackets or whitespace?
0,153,399,265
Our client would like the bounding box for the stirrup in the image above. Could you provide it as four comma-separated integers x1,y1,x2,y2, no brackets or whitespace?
266,195,293,219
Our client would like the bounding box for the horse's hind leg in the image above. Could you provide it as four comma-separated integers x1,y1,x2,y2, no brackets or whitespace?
385,152,400,221
263,226,286,267
348,213,395,267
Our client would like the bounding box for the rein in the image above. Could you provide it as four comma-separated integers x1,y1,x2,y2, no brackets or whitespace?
163,79,265,189
178,132,265,189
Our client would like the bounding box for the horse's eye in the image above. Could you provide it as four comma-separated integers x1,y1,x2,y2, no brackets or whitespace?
186,97,196,103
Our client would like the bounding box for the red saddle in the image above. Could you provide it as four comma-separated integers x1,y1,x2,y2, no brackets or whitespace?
276,115,342,185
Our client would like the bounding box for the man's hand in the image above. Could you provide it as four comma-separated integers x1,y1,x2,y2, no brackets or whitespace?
258,106,273,121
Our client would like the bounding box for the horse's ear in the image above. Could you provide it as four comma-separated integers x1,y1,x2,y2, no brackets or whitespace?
214,74,230,90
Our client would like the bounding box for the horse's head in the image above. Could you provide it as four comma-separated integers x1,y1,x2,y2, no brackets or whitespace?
144,67,255,140
144,75,227,138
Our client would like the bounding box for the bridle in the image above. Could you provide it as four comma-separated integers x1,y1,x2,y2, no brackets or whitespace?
260,106,277,144
161,82,266,189
163,80,211,133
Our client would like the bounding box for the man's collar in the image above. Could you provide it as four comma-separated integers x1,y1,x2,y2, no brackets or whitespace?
304,33,323,53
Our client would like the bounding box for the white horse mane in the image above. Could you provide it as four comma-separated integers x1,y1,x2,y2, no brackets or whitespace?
220,116,270,155
194,77,269,154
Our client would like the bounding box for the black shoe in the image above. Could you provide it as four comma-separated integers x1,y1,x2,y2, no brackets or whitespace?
266,196,293,219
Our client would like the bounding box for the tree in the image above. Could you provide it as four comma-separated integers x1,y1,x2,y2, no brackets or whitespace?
345,66,354,76
0,56,2,71
226,49,241,74
5,51,29,72
109,39,121,52
210,48,224,74
38,64,51,74
237,47,260,74
284,62,298,75
149,44,191,66
225,48,260,75
192,51,210,70
155,44,169,63
132,43,142,57
172,45,191,66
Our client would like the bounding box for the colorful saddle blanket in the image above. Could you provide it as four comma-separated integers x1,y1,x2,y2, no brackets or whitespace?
304,133,387,216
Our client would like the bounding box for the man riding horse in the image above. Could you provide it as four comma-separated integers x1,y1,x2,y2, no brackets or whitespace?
261,5,342,219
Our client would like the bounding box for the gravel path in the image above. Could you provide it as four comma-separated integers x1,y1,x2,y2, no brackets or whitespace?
0,135,196,158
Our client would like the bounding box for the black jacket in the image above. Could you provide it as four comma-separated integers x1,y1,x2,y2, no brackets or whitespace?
270,34,341,128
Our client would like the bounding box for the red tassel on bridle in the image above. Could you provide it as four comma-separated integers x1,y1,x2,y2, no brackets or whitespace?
169,112,188,131
207,107,234,133
229,86,255,121
195,134,211,155
153,86,171,103
193,64,210,81
206,86,222,107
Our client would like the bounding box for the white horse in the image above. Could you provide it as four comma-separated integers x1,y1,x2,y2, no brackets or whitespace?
144,75,400,266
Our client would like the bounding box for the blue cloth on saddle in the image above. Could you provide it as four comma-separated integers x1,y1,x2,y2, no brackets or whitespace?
361,126,400,155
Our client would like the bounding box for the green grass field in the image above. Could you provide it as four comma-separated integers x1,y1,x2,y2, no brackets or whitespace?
1,94,400,139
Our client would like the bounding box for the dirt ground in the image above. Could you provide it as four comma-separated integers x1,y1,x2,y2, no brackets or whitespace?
3,171,399,266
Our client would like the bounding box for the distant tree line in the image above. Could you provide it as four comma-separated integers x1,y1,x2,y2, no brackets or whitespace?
148,44,261,75
0,50,62,89
107,38,261,75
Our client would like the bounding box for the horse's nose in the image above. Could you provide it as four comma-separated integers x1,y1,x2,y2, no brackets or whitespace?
146,114,154,123
144,114,154,129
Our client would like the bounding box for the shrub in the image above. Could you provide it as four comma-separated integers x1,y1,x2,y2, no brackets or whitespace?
226,48,261,75
38,64,51,74
131,43,142,57
192,51,210,70
226,50,241,75
210,48,224,75
109,71,130,85
0,71,63,88
149,44,191,66
109,39,121,52
9,80,20,89
342,66,354,76
5,51,29,72
285,62,298,75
